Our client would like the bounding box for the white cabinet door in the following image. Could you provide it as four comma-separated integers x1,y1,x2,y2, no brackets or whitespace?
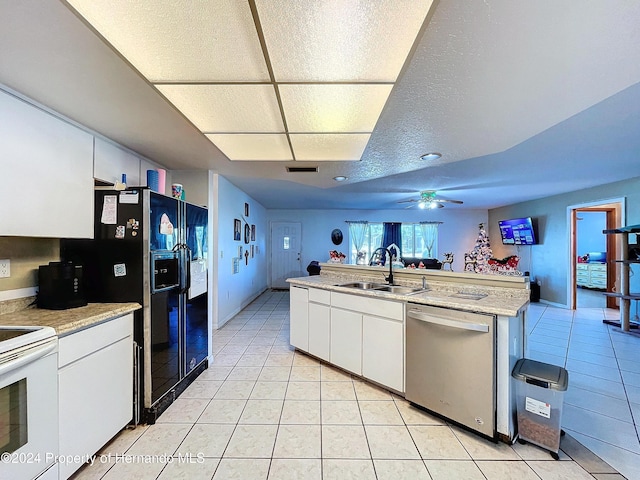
330,308,362,375
58,315,133,480
308,302,330,361
362,314,404,392
94,137,141,186
0,90,94,238
290,286,309,351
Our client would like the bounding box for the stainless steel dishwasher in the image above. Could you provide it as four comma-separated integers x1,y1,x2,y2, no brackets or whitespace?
405,303,496,438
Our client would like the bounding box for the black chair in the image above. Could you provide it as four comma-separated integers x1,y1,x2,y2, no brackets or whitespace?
306,261,321,276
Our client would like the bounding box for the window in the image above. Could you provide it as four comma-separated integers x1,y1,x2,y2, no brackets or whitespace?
350,223,382,264
401,224,438,258
348,222,439,263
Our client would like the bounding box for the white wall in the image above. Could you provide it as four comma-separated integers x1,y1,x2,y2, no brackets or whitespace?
265,208,488,275
170,170,210,207
490,176,640,306
216,176,268,327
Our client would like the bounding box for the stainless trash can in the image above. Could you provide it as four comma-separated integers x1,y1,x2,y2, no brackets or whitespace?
512,358,568,459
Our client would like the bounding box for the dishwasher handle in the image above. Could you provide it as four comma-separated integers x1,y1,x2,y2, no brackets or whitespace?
407,309,489,333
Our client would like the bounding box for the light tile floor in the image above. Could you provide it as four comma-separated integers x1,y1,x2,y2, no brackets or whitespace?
527,301,640,480
72,291,636,480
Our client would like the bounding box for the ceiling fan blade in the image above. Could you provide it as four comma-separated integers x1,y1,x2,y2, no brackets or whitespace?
397,199,419,204
434,198,464,204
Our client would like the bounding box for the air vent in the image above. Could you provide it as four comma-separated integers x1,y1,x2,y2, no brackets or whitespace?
287,166,318,173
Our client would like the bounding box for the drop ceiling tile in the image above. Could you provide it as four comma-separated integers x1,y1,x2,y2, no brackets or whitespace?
67,0,269,82
156,84,284,133
290,134,371,161
206,134,292,161
255,0,433,82
279,84,393,133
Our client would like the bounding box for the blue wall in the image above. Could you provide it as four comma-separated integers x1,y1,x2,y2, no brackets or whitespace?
265,208,488,274
577,211,606,257
216,176,268,327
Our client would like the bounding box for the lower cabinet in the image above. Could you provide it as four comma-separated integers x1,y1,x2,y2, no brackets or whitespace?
288,286,405,392
308,302,330,361
330,308,363,375
290,286,309,351
330,292,404,391
362,314,404,392
58,314,134,479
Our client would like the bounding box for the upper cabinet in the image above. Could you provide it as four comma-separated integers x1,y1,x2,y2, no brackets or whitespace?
94,137,141,186
0,90,94,238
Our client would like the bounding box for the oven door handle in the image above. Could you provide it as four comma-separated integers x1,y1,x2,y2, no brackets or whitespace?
407,310,489,333
0,339,57,377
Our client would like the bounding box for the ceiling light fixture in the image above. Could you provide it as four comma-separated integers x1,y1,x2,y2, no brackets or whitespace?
65,0,434,163
418,199,440,209
333,176,348,182
420,152,442,161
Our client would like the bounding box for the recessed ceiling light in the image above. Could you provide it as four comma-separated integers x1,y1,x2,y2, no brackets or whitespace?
333,176,348,182
420,152,442,161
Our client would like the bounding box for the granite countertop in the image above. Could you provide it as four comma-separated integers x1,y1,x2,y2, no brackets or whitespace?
287,275,529,317
0,302,141,336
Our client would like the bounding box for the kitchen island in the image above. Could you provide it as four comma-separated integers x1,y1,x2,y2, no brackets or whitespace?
288,263,530,443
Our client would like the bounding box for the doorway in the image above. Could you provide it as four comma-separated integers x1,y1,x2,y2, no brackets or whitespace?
270,222,302,289
569,199,624,310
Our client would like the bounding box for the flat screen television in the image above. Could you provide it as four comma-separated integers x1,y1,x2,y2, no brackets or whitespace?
498,217,537,245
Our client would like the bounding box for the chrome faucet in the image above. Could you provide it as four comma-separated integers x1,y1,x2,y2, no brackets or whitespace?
369,247,395,285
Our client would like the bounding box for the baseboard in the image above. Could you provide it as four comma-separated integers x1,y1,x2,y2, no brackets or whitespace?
538,299,569,309
215,287,269,329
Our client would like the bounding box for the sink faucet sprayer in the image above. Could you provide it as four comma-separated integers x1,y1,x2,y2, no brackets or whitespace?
422,276,427,289
368,247,395,285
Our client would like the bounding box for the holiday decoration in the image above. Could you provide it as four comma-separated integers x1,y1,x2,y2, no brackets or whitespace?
488,255,521,275
328,250,346,263
465,223,493,274
441,252,454,271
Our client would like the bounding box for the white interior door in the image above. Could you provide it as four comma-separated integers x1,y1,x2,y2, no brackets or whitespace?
271,222,302,289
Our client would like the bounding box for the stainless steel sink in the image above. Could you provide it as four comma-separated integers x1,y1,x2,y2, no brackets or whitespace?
376,285,429,295
338,281,386,290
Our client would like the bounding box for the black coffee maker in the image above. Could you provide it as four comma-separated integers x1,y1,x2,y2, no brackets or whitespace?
37,261,87,310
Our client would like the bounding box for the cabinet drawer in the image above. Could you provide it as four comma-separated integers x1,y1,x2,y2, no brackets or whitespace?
589,264,607,272
590,278,607,287
590,270,607,279
576,264,589,271
309,287,331,304
290,285,308,302
59,313,133,368
331,292,403,321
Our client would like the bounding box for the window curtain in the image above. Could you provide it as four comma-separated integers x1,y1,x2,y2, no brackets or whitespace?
347,221,369,264
382,222,402,262
420,221,441,258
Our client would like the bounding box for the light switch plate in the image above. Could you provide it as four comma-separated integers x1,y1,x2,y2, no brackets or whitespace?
0,259,10,278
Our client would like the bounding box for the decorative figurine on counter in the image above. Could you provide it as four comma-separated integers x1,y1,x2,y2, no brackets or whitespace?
328,250,346,263
464,252,477,272
488,255,521,275
441,252,454,271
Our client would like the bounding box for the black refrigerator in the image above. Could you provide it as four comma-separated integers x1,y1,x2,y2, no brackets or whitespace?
62,188,209,424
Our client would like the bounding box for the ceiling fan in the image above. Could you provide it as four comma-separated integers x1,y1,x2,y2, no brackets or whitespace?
397,191,464,209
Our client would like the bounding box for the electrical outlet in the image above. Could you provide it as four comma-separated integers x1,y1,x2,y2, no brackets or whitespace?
0,259,10,278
